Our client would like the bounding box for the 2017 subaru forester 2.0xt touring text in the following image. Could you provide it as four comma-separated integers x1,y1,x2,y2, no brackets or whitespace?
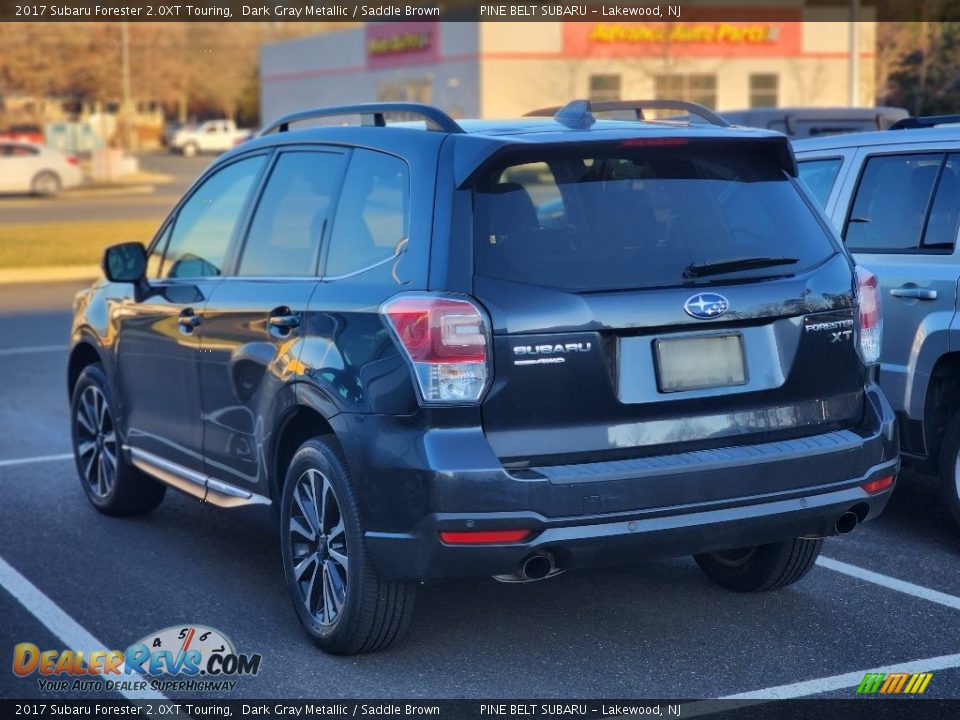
69,100,899,655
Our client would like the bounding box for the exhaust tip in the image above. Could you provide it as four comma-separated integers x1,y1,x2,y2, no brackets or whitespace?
835,511,859,535
521,553,554,581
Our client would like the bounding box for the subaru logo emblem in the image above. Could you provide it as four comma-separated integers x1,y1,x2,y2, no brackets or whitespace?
684,293,729,319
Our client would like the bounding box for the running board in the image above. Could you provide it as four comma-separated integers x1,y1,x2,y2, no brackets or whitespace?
127,447,271,508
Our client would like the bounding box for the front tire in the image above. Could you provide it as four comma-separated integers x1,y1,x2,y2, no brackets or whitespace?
71,364,166,516
280,438,416,655
937,411,960,530
694,538,822,592
181,142,198,158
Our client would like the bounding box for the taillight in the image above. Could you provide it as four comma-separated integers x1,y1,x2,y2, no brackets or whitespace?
66,155,79,166
381,294,491,404
855,266,882,365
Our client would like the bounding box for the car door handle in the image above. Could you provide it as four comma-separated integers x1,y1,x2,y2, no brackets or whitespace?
268,311,300,330
890,287,937,301
178,308,202,329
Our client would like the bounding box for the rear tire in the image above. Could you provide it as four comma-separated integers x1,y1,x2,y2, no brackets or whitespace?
31,171,61,197
937,411,960,530
694,538,822,592
70,364,166,516
280,437,416,654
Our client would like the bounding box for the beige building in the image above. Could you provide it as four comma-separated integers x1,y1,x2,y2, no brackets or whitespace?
260,17,876,124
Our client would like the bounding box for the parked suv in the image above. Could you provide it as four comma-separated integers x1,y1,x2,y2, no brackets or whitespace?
795,116,960,530
69,100,898,655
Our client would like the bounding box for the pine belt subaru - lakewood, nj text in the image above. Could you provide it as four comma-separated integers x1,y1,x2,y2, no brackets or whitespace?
68,100,899,654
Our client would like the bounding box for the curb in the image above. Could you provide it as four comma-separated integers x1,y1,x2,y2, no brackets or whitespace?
0,266,101,285
67,185,157,198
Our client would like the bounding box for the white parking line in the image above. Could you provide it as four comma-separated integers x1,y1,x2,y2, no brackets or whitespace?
0,555,168,701
0,344,67,356
817,555,960,612
677,651,960,716
0,453,73,468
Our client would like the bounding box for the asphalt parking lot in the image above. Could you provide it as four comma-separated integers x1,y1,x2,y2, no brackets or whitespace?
1,280,959,703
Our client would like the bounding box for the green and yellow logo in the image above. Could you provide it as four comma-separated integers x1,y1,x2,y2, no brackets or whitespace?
856,672,933,695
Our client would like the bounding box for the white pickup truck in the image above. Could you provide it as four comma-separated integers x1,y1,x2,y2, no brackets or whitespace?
169,120,252,157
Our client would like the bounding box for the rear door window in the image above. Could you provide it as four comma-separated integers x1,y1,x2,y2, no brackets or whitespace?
237,150,347,276
844,153,944,253
797,157,843,208
921,154,960,252
473,143,837,292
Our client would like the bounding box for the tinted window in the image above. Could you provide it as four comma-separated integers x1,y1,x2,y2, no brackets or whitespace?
324,150,409,278
162,156,266,279
473,144,836,292
238,151,346,276
844,154,942,253
923,155,960,251
797,158,843,208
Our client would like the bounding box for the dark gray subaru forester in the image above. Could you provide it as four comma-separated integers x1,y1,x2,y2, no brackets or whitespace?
68,100,899,654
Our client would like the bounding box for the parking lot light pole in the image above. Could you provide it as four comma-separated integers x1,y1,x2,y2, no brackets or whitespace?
848,0,861,107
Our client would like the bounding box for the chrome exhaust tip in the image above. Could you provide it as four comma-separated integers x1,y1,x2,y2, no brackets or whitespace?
835,511,859,535
492,551,564,583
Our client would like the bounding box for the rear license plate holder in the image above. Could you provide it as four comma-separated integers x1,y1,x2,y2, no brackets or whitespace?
654,334,747,393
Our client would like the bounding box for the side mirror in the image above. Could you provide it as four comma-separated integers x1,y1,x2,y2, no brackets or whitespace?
102,242,146,283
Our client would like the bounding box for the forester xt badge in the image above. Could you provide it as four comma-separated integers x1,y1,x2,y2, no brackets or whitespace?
513,342,592,365
805,317,855,343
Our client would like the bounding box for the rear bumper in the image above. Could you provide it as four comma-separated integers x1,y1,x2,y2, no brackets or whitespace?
337,384,898,581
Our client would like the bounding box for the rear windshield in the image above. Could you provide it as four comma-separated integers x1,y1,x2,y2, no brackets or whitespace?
473,143,837,292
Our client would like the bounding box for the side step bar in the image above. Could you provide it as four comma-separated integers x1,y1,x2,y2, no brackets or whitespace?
127,447,271,508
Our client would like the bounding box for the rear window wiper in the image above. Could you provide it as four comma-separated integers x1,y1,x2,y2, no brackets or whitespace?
683,256,800,279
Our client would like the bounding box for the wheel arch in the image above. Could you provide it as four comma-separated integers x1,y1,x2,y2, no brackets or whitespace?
67,340,105,395
921,351,960,469
271,403,341,505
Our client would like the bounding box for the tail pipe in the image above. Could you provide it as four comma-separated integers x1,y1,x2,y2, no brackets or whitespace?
835,511,859,535
492,551,563,583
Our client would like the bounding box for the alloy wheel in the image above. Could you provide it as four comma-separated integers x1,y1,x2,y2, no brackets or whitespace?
289,468,348,626
74,385,117,498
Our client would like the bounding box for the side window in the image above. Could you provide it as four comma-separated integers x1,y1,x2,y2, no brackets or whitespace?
324,150,409,278
797,158,843,209
238,151,346,277
922,155,960,252
844,154,943,253
162,155,266,279
146,224,170,279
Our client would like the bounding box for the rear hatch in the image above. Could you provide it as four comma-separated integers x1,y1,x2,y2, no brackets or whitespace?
470,137,864,467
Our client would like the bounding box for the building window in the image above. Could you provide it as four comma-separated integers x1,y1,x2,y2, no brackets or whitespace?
377,78,432,104
589,74,621,102
749,74,779,108
654,74,717,110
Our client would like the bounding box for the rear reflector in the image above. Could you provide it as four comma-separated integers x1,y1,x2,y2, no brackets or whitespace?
66,155,79,166
439,529,531,545
861,475,894,494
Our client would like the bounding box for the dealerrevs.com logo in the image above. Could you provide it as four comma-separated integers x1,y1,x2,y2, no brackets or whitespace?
12,625,262,693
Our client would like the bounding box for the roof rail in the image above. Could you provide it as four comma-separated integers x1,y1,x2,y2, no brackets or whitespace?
888,114,960,130
261,102,464,136
525,99,730,128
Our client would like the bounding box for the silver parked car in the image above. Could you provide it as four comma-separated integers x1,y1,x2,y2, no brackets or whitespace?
794,117,960,530
0,141,83,196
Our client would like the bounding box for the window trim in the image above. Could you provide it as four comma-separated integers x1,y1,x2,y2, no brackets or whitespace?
229,146,351,280
841,150,947,255
317,147,412,281
146,149,274,283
